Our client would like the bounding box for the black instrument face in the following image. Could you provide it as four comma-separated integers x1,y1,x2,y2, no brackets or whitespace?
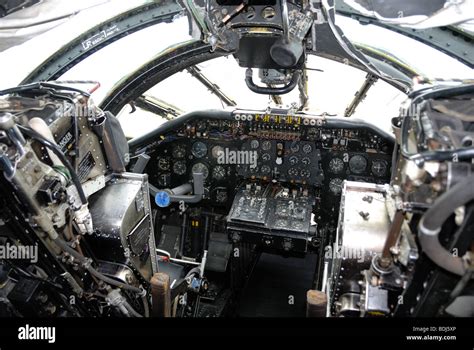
302,144,313,154
262,141,272,151
158,158,170,171
329,178,344,195
173,161,187,175
212,165,226,180
290,142,300,153
250,140,260,149
192,141,208,159
172,144,186,159
192,162,209,179
329,158,344,174
371,159,388,177
212,145,225,159
349,155,367,175
289,155,299,166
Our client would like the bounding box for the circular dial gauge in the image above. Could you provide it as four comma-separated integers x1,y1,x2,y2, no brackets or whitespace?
349,155,368,174
290,142,300,153
212,146,225,159
289,156,299,166
261,165,271,175
172,144,186,159
192,163,209,179
302,157,311,166
261,153,271,162
329,158,344,174
173,161,187,176
300,169,311,178
191,141,208,159
250,140,260,150
212,165,226,180
329,178,344,195
158,158,170,171
262,141,272,151
302,144,313,154
371,160,388,177
216,190,228,203
288,168,299,177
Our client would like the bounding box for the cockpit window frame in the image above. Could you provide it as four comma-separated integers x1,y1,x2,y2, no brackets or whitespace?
18,1,473,89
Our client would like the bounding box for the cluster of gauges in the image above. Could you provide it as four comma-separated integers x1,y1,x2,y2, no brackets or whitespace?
190,141,211,180
327,155,388,195
328,155,388,177
286,141,313,179
249,139,272,176
238,138,324,184
157,144,188,177
159,142,230,182
246,139,316,179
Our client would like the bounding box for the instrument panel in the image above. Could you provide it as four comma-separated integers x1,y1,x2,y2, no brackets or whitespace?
238,139,323,185
143,110,394,219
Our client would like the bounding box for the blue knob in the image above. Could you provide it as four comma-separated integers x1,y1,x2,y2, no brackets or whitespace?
155,191,171,208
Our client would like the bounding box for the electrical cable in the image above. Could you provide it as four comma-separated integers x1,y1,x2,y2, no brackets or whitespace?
54,237,144,294
0,82,91,98
17,125,87,205
401,84,474,160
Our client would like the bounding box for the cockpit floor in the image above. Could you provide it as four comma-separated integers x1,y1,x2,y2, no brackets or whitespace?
237,252,318,317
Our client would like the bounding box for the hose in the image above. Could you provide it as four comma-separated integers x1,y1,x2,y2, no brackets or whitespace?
155,172,204,208
418,174,474,277
54,237,144,294
142,296,150,318
167,194,203,204
410,148,474,167
407,84,474,101
185,267,201,280
123,301,143,318
86,267,143,294
401,84,474,159
17,125,88,205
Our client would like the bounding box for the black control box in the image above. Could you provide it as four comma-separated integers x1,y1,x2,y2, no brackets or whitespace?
227,183,316,253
